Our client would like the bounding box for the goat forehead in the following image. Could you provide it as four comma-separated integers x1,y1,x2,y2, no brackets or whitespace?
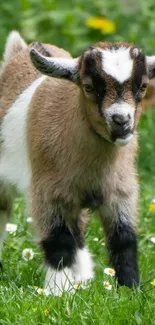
100,47,133,83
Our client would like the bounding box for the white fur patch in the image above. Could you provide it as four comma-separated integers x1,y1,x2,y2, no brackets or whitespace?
72,248,94,283
146,55,155,77
104,102,134,129
115,133,133,146
44,267,74,296
132,48,139,57
101,47,133,83
146,55,155,66
0,76,46,192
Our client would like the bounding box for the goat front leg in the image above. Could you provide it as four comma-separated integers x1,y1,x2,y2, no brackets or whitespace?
30,185,93,295
99,184,139,288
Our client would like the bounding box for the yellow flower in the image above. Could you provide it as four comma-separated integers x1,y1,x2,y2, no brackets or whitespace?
86,17,116,34
149,202,155,212
44,309,50,316
151,279,155,286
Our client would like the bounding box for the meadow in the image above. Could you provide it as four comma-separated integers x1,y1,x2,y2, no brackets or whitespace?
0,109,155,324
1,0,155,323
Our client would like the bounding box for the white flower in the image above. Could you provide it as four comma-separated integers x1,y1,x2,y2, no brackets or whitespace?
35,287,50,296
6,223,17,234
74,282,89,290
26,217,33,223
103,281,112,290
93,237,99,242
151,198,155,204
104,268,115,277
22,248,34,261
150,237,155,244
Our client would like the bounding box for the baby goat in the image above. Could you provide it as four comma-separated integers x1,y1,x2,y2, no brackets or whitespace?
1,31,155,295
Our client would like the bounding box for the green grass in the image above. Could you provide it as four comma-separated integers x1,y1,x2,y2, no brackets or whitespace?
0,109,155,325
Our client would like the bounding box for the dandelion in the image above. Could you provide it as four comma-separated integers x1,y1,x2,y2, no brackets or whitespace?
93,237,99,242
151,279,155,287
104,267,115,277
6,223,17,234
150,237,155,244
103,281,112,290
44,309,50,316
26,217,33,223
86,17,116,34
22,248,34,261
149,199,155,212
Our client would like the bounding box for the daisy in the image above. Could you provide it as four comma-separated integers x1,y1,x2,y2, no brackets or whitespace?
103,281,112,290
22,248,34,261
150,237,155,244
6,223,17,234
36,287,50,296
104,268,115,277
74,279,91,291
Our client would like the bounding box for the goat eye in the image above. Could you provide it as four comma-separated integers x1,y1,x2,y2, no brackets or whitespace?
83,84,94,93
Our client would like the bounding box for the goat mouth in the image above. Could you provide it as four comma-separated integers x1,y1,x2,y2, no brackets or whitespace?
114,133,133,146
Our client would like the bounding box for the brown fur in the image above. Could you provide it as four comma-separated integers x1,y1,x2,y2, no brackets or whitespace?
0,40,71,118
27,76,138,236
1,33,150,288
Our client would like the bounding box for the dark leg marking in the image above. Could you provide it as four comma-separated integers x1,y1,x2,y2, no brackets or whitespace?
41,216,84,270
82,190,103,209
107,219,139,288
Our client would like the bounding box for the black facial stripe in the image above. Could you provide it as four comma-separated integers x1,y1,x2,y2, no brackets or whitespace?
41,215,84,270
132,52,147,100
83,52,106,116
107,218,139,288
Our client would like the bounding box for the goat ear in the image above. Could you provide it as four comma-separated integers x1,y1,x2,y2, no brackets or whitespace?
30,48,80,83
146,56,155,78
4,31,27,63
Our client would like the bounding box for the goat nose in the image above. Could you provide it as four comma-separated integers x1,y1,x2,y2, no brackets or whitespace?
112,114,130,126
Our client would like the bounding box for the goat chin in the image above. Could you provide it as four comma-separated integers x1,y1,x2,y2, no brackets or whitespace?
115,134,134,146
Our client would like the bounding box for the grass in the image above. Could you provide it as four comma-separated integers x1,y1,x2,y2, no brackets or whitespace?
0,109,155,325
